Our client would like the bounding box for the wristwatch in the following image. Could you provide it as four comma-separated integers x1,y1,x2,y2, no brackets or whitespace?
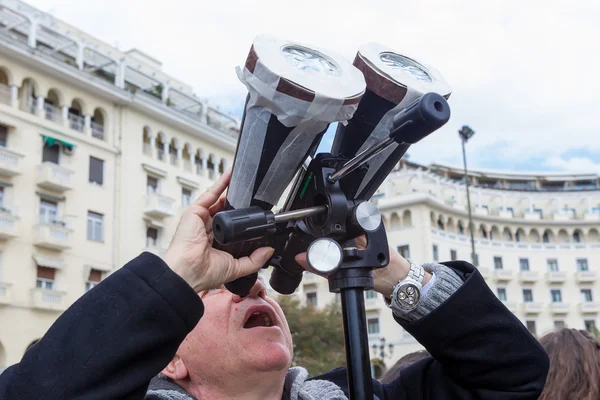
384,259,425,313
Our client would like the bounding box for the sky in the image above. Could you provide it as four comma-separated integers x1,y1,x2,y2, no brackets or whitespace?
27,0,600,173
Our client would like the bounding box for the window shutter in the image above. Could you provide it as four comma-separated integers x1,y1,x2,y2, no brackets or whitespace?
89,157,104,185
37,266,55,280
88,269,102,282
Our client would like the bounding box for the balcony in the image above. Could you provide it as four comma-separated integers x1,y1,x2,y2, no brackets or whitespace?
498,210,514,219
579,302,600,314
474,206,489,216
522,302,544,314
44,103,60,122
584,213,600,221
551,212,571,221
494,269,514,281
34,221,73,250
550,302,570,314
0,207,18,239
501,301,518,313
0,282,13,305
524,212,541,221
30,288,67,311
144,193,175,218
0,146,24,176
68,113,84,132
576,271,597,283
519,271,539,283
91,121,104,140
546,271,567,283
36,162,74,192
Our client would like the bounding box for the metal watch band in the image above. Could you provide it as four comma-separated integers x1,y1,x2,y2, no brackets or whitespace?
384,259,424,308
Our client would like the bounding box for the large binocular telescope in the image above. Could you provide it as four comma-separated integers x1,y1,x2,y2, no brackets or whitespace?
213,35,452,298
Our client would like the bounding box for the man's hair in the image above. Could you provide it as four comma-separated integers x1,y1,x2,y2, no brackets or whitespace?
538,328,600,400
379,350,430,384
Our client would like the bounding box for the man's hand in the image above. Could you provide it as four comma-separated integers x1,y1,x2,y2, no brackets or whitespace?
162,170,274,292
295,236,431,299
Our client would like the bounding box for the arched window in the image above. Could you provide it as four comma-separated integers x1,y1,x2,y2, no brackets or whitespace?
390,213,401,229
68,99,85,132
91,108,106,140
573,230,583,243
44,89,61,121
530,229,541,243
558,229,569,243
542,229,554,243
480,225,488,239
437,217,445,231
502,227,513,241
142,126,153,156
589,229,600,242
402,210,412,227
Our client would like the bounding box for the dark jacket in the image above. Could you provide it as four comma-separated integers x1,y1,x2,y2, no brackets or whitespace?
0,253,549,399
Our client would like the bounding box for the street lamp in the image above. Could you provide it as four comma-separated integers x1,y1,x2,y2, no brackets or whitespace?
458,125,477,266
372,337,394,362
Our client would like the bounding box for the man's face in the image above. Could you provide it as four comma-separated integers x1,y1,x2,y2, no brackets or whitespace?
178,278,294,379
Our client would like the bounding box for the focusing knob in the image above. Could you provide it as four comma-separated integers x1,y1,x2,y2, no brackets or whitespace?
307,238,343,275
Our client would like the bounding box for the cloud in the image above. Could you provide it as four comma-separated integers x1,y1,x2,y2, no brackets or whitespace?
28,0,600,171
543,156,600,173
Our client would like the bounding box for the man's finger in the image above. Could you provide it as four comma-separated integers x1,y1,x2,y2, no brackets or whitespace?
194,169,232,208
208,192,228,217
231,247,274,279
294,253,326,277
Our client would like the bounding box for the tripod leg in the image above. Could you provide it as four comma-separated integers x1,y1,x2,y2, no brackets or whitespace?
340,288,374,400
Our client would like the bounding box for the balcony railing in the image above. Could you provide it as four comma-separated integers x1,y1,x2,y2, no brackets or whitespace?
0,282,13,304
36,162,74,191
170,153,178,166
91,121,104,139
546,271,567,283
44,103,59,121
519,271,539,283
30,287,67,311
0,146,23,176
550,302,570,314
144,193,175,218
34,220,72,250
494,269,513,281
68,113,85,132
579,302,600,314
0,207,18,239
576,271,597,283
522,302,544,314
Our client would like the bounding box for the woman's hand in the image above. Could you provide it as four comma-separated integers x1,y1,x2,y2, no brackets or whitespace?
162,170,274,292
295,236,430,299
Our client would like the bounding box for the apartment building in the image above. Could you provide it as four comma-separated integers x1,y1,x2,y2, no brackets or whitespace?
296,160,600,371
0,0,237,369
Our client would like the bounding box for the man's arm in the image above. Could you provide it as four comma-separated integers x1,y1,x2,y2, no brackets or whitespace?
0,253,204,400
377,262,549,399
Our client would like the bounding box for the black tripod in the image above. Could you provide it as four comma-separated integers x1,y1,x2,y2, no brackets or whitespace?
213,92,450,399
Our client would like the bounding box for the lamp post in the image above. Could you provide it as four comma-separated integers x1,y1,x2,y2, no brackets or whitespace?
459,125,477,266
371,337,394,377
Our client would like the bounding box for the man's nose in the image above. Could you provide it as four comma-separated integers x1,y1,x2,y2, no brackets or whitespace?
232,278,267,303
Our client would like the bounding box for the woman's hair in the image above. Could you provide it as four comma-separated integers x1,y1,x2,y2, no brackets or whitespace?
379,350,430,384
538,328,600,400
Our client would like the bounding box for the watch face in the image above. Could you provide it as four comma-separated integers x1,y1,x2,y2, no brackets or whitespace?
396,283,420,309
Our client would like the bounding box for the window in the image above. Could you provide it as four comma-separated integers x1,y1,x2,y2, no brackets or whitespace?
0,125,7,147
366,290,377,299
458,223,464,235
573,231,582,243
519,258,530,271
581,289,593,302
397,245,410,259
306,292,317,307
146,227,158,247
450,250,457,261
86,269,102,292
515,231,521,242
36,266,55,290
147,176,159,194
89,157,104,185
494,256,503,270
480,227,488,239
585,320,597,333
39,199,58,224
87,212,104,242
432,245,439,261
367,318,380,335
543,232,550,243
497,288,507,301
0,186,4,207
547,259,559,272
42,141,60,164
526,320,537,336
523,289,534,302
182,188,192,207
577,258,589,271
550,289,562,303
554,320,566,330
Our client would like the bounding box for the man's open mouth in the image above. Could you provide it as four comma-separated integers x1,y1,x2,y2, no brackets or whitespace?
243,306,276,329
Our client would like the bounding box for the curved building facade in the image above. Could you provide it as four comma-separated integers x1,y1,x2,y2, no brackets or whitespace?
296,160,600,370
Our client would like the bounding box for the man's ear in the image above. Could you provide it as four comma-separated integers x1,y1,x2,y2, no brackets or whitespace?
161,354,189,381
